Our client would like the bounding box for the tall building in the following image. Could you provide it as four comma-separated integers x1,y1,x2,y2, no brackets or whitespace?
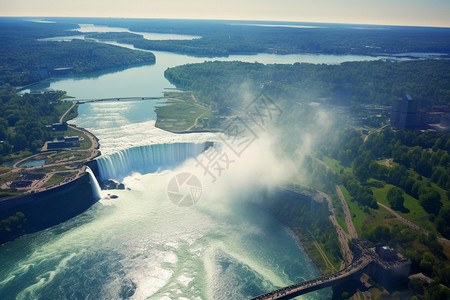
390,94,420,129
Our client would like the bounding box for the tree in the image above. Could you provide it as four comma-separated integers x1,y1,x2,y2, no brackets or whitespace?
419,190,442,215
387,187,405,211
436,207,450,239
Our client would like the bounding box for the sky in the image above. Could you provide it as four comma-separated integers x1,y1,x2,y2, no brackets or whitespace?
1,0,449,27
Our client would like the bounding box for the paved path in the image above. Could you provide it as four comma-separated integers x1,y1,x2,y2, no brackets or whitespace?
377,202,450,246
336,185,358,239
186,111,206,131
60,101,77,123
363,125,388,143
320,191,354,266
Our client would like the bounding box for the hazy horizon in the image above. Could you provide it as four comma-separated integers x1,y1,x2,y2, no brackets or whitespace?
2,16,450,29
1,0,449,28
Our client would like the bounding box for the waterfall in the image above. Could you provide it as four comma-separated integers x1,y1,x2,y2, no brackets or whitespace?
86,166,102,200
96,142,211,181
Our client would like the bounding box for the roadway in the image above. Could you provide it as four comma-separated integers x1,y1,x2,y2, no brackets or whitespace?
336,185,358,240
251,255,373,300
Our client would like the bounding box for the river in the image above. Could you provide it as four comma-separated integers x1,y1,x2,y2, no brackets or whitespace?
23,23,393,99
0,24,397,300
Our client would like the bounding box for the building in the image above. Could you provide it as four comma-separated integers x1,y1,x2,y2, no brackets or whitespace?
47,141,67,149
46,122,68,132
375,244,397,261
46,136,79,149
390,94,420,129
391,95,449,130
64,136,79,143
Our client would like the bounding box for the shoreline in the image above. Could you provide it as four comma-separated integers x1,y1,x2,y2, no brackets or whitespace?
254,200,329,277
252,186,344,280
291,228,327,276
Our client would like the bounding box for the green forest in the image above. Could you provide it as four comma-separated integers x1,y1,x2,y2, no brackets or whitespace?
165,59,450,110
0,89,71,158
87,18,450,57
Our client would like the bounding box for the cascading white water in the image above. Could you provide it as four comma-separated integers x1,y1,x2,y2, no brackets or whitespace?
96,142,209,181
86,166,102,200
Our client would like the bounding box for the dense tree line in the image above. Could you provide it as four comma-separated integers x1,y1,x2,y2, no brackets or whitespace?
165,60,450,109
323,128,450,235
0,19,155,86
85,18,450,57
0,89,70,157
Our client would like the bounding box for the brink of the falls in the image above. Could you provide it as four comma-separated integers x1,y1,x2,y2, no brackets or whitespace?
96,142,211,181
86,166,102,200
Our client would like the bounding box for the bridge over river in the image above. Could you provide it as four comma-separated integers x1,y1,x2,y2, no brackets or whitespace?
251,239,410,300
251,255,371,299
65,96,164,103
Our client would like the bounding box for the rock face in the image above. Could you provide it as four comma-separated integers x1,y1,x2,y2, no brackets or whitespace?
102,179,125,190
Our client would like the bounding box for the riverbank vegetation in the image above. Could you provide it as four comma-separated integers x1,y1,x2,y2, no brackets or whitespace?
257,189,343,275
165,60,450,110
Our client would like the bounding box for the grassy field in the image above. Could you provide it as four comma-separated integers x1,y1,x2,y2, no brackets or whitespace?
0,190,22,198
0,172,20,186
432,182,449,208
41,172,74,188
300,233,342,274
42,173,65,188
1,150,33,164
322,156,349,173
155,99,214,132
0,166,10,174
48,151,88,163
372,184,437,233
40,165,72,173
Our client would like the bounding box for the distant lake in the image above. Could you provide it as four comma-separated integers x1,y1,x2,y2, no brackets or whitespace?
40,23,201,41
